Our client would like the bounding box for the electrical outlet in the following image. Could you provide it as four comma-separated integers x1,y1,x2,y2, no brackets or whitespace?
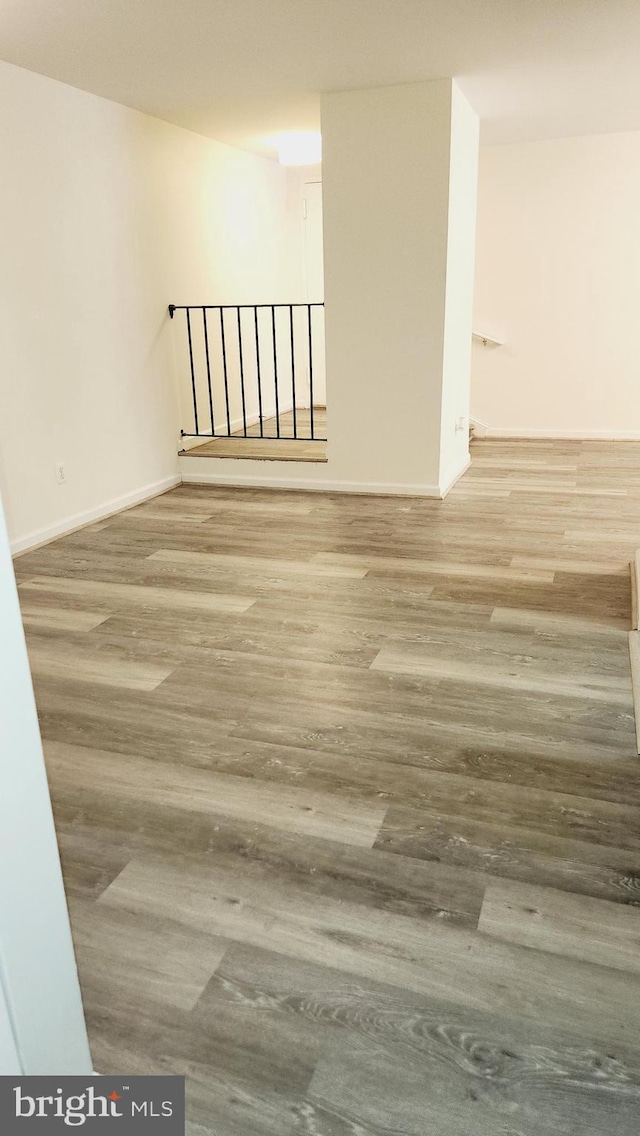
55,462,66,485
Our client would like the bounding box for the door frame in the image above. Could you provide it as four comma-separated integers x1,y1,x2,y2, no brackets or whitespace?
0,493,92,1075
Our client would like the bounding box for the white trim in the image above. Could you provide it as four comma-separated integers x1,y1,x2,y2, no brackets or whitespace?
180,469,444,498
629,631,640,755
0,501,93,1074
0,959,22,1074
470,420,640,441
11,474,182,556
439,456,472,498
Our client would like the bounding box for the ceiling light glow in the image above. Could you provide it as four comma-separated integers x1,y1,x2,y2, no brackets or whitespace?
276,131,322,166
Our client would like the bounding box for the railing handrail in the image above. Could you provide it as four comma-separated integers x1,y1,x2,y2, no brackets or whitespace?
169,302,324,318
472,329,503,347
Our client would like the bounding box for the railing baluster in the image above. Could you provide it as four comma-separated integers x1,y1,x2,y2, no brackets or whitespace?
308,304,314,441
289,305,297,440
254,307,264,438
237,307,248,437
271,306,281,439
202,307,214,436
174,302,325,442
186,307,198,436
219,308,232,436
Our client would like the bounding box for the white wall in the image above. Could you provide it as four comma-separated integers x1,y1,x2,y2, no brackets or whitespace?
0,60,297,551
0,491,92,1074
472,131,640,438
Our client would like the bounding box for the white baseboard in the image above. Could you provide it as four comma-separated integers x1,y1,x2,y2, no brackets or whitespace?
180,466,444,498
471,419,640,441
11,474,182,556
439,457,472,497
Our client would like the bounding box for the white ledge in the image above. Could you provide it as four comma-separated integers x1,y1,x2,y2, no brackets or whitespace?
472,330,503,347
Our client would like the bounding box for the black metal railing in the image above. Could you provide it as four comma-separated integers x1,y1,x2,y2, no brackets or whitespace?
169,303,326,442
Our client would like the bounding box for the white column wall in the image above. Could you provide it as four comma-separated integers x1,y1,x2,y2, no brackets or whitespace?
320,80,453,492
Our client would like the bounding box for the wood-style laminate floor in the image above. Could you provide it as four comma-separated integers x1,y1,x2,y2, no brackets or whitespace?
181,408,327,462
13,438,640,1135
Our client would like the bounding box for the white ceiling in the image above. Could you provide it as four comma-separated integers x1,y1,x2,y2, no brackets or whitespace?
1,0,640,157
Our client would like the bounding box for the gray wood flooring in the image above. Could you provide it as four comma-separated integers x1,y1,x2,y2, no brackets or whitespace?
13,438,640,1134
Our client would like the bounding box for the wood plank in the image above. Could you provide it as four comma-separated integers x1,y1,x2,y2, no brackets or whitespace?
312,551,556,582
510,554,628,575
374,806,640,905
26,636,175,692
91,609,383,669
370,641,632,705
19,605,109,633
19,575,257,614
147,548,369,579
490,605,626,635
478,878,640,974
69,900,229,1012
45,740,388,848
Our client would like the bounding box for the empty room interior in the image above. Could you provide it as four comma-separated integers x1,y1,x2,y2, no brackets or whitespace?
3,2,640,1132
